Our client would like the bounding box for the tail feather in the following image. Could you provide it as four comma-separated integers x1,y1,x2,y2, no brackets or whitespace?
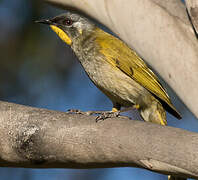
140,100,167,125
160,100,182,120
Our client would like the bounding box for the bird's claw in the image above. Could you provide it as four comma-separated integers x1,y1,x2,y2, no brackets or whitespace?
67,109,121,122
95,111,120,122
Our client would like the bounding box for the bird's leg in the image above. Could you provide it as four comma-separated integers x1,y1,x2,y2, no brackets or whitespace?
95,103,121,122
67,104,139,118
94,104,140,121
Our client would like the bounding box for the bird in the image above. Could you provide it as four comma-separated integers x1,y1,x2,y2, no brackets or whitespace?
36,12,182,125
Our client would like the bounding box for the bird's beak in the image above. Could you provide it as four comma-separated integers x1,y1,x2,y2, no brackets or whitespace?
35,19,53,25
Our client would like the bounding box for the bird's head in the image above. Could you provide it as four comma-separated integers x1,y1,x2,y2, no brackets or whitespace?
36,12,95,46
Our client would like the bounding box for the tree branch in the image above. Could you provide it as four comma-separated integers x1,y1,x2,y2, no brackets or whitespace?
0,101,197,178
43,0,198,119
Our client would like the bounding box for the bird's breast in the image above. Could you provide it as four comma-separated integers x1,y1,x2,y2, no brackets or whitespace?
79,53,145,106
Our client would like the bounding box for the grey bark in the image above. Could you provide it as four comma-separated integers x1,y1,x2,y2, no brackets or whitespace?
0,101,197,179
43,0,198,119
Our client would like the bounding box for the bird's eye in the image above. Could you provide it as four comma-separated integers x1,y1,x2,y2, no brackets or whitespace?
63,18,73,26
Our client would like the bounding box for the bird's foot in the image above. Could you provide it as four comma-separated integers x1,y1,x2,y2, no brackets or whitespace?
67,109,121,122
95,111,120,122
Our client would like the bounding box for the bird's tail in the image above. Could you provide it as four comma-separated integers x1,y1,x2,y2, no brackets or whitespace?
140,100,167,126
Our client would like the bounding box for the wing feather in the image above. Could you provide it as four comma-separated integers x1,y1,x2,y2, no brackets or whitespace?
94,28,181,119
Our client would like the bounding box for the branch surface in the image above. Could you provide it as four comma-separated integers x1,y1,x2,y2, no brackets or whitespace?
43,0,198,119
0,101,197,179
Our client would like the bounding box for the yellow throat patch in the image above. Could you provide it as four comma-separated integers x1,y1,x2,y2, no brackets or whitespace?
50,25,72,45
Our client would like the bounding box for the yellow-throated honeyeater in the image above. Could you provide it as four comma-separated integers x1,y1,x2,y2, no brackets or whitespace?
36,12,181,125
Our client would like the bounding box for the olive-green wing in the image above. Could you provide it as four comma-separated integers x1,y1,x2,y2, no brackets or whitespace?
95,29,181,119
